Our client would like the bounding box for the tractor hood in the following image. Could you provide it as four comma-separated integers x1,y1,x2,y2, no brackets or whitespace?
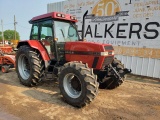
65,41,114,69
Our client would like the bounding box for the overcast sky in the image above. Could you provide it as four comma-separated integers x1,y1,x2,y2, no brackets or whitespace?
0,0,64,40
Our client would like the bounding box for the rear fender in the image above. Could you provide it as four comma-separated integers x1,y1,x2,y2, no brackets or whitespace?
17,40,50,67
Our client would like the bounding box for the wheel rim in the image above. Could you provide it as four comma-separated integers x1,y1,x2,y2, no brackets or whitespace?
63,73,82,98
18,54,30,80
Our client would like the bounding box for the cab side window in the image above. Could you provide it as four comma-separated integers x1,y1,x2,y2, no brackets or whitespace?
40,25,53,40
30,24,39,40
40,20,53,40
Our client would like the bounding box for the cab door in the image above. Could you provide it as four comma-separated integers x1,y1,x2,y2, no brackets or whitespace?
39,20,54,59
30,20,55,59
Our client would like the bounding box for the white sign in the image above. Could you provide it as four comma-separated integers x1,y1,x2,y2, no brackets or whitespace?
48,0,160,58
62,0,160,48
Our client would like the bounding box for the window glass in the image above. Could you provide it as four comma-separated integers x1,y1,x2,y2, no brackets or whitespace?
40,20,53,40
30,24,38,40
54,21,79,42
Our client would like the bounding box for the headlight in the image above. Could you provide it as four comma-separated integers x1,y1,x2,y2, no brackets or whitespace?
100,52,108,56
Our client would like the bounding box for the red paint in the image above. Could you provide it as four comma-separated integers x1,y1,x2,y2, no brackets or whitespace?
17,40,114,69
0,46,13,54
17,40,50,61
0,55,15,66
65,41,114,70
30,12,77,23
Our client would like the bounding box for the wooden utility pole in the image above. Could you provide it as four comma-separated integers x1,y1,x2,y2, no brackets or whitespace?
1,19,4,46
14,15,16,40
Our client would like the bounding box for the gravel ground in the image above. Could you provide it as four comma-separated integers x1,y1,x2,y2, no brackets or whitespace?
0,69,159,120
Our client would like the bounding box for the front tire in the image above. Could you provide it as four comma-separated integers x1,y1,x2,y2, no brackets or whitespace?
99,58,125,89
16,45,44,87
59,61,99,107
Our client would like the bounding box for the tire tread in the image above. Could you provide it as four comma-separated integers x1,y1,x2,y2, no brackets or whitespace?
16,45,44,87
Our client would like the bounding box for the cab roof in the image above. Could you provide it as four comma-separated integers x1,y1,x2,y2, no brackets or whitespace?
29,12,78,23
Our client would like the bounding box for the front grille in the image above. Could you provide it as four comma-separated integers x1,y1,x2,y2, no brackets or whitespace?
102,56,114,67
104,46,114,51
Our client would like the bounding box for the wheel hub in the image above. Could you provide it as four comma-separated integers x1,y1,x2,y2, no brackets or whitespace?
63,73,82,98
70,76,81,92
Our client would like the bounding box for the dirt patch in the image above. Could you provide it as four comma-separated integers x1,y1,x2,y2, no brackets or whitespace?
0,70,160,120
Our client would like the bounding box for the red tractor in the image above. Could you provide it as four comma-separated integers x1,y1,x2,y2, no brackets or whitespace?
16,11,131,107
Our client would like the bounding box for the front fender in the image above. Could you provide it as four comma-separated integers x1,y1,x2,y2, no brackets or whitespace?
17,40,50,61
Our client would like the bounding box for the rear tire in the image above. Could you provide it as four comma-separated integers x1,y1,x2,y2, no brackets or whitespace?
59,61,99,107
16,45,44,87
99,58,125,89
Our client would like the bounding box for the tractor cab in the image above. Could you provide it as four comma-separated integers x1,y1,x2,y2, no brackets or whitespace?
29,12,79,61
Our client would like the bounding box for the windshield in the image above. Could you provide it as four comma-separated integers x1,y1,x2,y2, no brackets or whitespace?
54,21,79,42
